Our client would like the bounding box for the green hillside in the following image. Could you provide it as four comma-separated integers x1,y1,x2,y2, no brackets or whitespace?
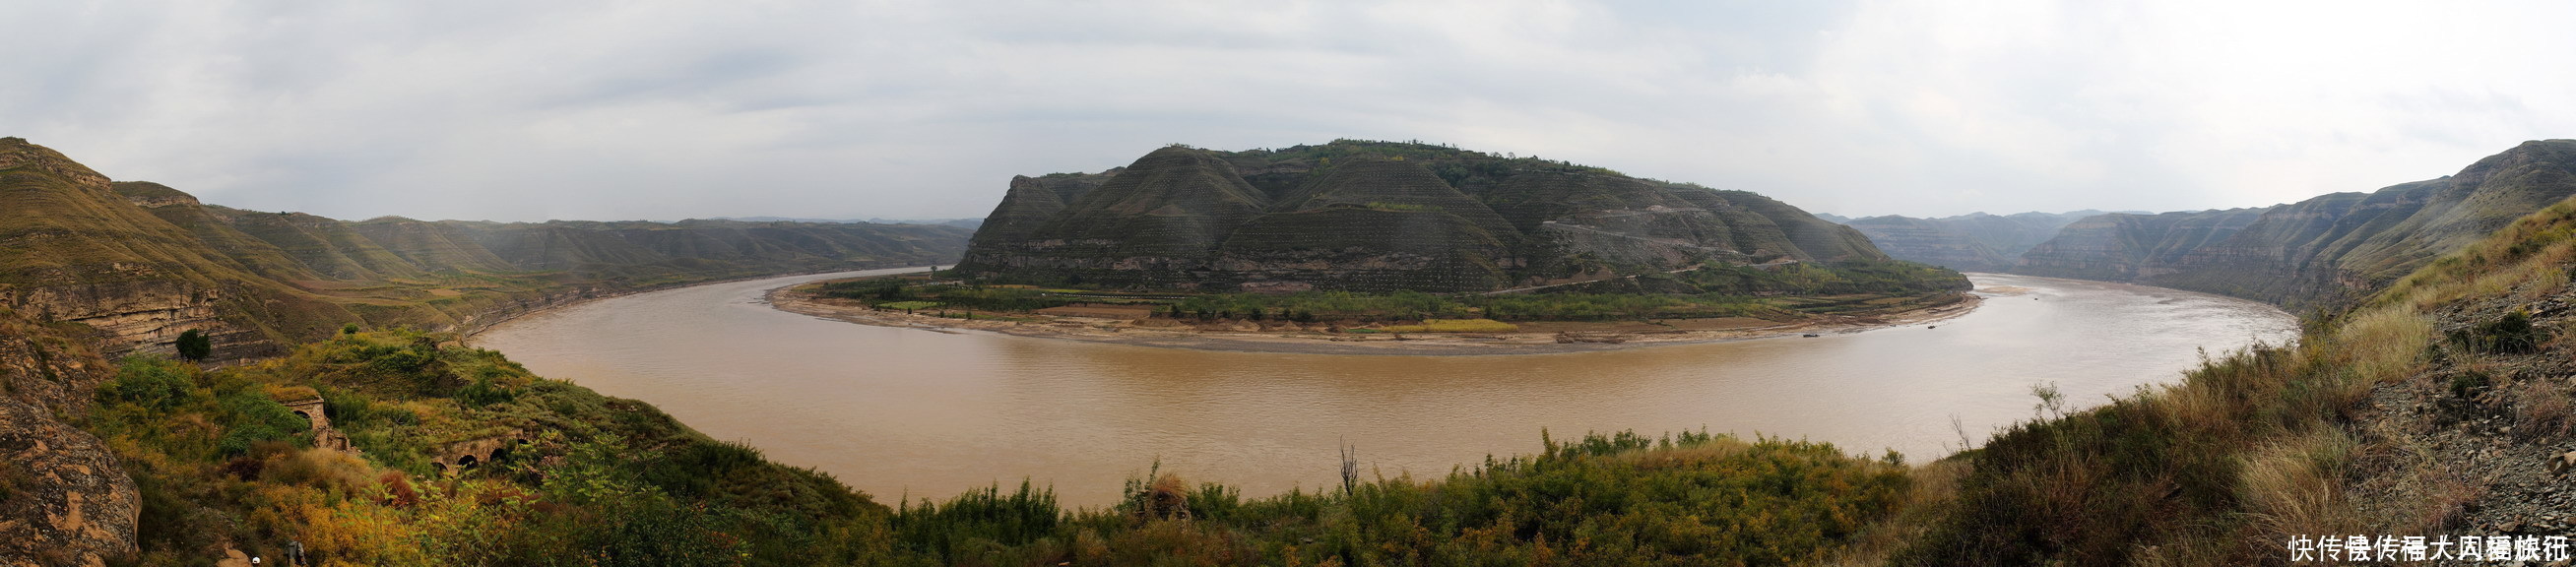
957,140,1909,293
1835,211,2101,272
0,137,971,360
2013,140,2576,307
1874,188,2576,566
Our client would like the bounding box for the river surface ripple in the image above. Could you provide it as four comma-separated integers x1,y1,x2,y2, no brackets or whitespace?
475,271,2298,507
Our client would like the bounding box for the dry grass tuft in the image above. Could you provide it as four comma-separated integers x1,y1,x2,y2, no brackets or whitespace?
2239,427,2363,545
2516,378,2575,439
2335,306,2433,387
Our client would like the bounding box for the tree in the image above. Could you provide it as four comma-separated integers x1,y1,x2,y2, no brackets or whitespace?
175,329,212,361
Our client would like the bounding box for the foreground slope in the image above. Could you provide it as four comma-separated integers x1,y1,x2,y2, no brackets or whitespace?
956,140,1891,292
1873,189,2576,565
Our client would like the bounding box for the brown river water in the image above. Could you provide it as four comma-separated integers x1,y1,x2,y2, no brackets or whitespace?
474,270,2297,507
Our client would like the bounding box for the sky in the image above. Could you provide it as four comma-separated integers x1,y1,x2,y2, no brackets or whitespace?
6,1,2574,222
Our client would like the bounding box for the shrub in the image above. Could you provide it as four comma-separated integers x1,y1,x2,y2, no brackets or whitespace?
102,356,194,409
2453,309,2543,354
216,390,309,456
175,329,212,361
2449,370,2491,400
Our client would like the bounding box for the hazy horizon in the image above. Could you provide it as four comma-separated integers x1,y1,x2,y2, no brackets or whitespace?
8,1,2573,223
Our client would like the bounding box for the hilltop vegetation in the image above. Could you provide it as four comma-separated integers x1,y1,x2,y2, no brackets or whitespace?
956,140,1918,294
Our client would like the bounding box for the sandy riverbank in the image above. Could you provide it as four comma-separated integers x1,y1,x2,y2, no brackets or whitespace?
764,284,1985,355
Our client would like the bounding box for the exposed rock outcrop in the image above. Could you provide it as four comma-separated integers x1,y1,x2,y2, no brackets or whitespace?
0,308,137,566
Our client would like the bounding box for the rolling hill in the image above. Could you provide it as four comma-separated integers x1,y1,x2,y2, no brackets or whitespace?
1826,211,2106,272
2012,140,2576,306
0,137,970,359
956,140,1891,292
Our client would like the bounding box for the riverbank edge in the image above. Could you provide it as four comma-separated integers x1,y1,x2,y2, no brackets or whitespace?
458,265,936,345
762,283,1990,356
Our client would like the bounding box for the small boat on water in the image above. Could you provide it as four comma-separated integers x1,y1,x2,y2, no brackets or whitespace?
1927,325,1938,330
1801,334,1820,338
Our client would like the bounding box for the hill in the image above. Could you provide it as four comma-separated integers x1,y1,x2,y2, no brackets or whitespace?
1831,211,2104,272
956,140,1895,292
2012,140,2576,307
1871,175,2576,566
0,137,971,360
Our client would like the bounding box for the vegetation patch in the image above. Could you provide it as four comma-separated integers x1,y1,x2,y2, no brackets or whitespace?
1378,318,1518,333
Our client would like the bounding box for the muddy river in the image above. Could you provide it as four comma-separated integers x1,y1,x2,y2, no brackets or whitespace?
475,270,2297,506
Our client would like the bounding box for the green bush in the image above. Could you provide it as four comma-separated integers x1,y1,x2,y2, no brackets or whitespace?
175,329,212,361
102,356,194,409
2453,309,2542,353
215,391,307,456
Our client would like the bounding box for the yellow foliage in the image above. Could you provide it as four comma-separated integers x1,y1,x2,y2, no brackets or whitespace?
2238,428,2362,543
265,384,321,402
2332,305,2432,387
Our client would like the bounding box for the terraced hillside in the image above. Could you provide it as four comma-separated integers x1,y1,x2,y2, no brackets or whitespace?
1832,211,2102,272
2013,140,2576,306
956,140,1890,292
0,137,969,359
2015,208,2272,282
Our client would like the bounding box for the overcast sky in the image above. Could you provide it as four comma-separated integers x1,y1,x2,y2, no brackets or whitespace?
7,1,2574,222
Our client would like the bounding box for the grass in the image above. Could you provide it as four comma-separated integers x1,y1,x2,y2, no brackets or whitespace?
822,269,1964,327
890,429,1915,566
69,326,1933,566
1376,318,1518,333
1880,194,2576,565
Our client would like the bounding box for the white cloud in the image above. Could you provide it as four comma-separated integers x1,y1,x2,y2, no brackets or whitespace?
3,0,2571,221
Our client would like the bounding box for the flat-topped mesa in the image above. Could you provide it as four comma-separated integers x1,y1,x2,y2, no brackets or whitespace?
953,140,1897,292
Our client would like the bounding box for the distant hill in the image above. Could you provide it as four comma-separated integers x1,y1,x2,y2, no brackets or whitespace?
0,137,970,359
2013,139,2576,306
1827,211,2105,272
712,216,984,228
955,140,1889,292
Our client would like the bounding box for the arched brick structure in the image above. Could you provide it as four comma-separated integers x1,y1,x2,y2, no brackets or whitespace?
430,432,533,473
280,397,354,453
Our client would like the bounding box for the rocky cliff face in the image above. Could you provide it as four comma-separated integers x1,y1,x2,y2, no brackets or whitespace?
2013,140,2576,306
0,309,139,566
1836,211,2099,272
0,398,138,567
955,140,1886,291
1,138,306,359
2015,208,2271,282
